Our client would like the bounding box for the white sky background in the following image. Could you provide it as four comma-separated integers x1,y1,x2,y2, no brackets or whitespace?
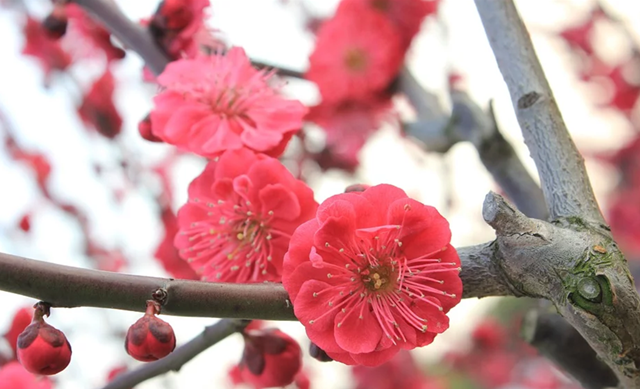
1,0,640,388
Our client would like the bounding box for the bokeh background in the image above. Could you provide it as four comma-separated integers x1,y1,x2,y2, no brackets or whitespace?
1,0,640,388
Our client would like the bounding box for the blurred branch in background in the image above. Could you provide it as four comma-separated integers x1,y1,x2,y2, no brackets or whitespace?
401,69,549,220
523,306,618,389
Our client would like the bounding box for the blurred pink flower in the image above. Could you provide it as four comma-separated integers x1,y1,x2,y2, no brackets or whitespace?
306,4,403,103
339,0,440,50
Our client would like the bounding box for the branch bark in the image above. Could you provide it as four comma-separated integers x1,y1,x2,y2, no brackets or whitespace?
475,0,604,224
102,319,248,389
0,243,517,318
0,252,295,320
482,191,640,388
400,71,548,220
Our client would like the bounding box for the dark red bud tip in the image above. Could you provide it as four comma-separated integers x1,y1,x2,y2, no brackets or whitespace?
42,7,68,40
16,320,72,375
138,115,163,143
309,342,333,362
239,329,302,388
344,184,370,193
125,312,176,362
32,301,51,320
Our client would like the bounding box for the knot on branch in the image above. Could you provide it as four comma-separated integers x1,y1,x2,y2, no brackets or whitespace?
517,91,541,109
482,191,549,244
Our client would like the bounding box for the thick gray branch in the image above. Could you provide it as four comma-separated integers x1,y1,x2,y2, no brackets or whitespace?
482,192,640,388
458,243,521,299
474,0,604,224
102,319,248,389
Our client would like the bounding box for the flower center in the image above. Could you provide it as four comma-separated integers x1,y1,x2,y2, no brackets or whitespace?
360,263,396,293
344,48,368,73
179,196,279,282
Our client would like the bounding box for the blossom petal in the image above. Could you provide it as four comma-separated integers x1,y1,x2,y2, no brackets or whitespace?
282,260,325,303
197,117,243,155
162,105,211,144
388,197,451,255
412,297,450,335
283,219,320,279
334,306,382,354
294,280,344,353
350,346,400,367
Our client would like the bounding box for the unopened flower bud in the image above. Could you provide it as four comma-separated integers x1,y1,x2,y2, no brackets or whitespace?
42,6,68,39
125,301,175,362
16,303,72,375
238,329,302,388
138,115,162,143
309,342,333,362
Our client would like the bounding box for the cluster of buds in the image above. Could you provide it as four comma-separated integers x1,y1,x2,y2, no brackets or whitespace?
125,300,176,361
16,302,72,375
7,297,175,382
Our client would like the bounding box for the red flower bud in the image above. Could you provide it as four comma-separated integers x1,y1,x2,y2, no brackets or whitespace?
125,301,176,362
238,329,302,388
16,303,72,375
42,6,68,40
138,115,163,143
309,342,333,362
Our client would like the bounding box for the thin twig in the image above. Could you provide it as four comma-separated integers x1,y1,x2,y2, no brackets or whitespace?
103,319,249,389
251,59,305,79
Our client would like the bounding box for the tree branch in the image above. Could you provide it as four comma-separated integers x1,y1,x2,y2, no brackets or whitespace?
400,69,613,385
522,308,618,389
458,243,521,299
250,60,304,79
103,319,248,389
73,0,307,79
400,70,548,220
0,252,295,320
478,102,548,220
0,248,516,318
72,0,170,76
474,0,604,224
482,192,640,388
